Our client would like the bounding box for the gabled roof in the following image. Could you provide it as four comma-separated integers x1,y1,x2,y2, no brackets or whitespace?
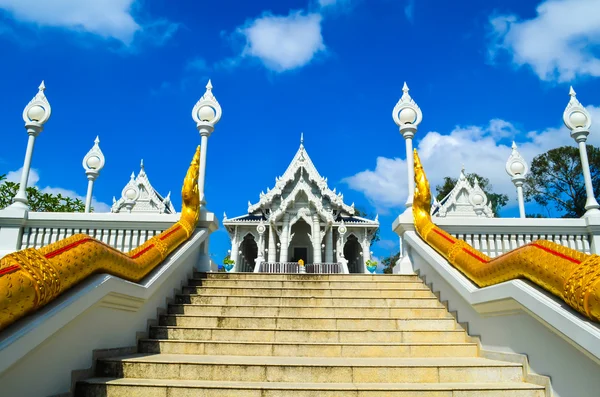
247,139,354,216
432,168,493,218
111,160,176,214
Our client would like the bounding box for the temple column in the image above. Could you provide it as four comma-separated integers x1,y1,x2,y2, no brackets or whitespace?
268,223,277,262
312,213,322,264
230,227,239,272
362,229,371,273
280,214,290,262
325,225,333,263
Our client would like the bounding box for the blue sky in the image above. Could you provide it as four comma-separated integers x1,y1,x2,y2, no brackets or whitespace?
1,0,600,265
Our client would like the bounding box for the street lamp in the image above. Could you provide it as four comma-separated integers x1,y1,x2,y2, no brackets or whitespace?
563,87,600,217
82,136,105,213
121,172,139,213
392,82,423,208
192,80,222,208
11,81,52,209
505,141,528,218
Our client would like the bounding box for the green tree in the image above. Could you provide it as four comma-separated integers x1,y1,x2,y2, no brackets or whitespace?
0,174,86,212
382,251,400,274
435,173,508,217
524,145,600,218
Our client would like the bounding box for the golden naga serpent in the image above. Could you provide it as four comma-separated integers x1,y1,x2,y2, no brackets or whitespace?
412,149,600,322
0,146,202,331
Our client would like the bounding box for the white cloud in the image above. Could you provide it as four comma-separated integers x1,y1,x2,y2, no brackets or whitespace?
236,11,326,72
3,167,111,212
489,0,600,82
6,167,39,186
343,105,600,212
0,0,178,45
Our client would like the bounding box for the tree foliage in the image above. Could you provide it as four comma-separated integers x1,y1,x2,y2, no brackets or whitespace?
435,173,508,217
0,174,86,212
524,145,600,218
382,251,400,274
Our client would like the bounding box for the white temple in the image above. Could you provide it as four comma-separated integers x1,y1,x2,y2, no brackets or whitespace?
431,168,494,218
223,136,379,273
111,160,176,214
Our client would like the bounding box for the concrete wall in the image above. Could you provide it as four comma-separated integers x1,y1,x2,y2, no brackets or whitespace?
405,231,600,397
0,229,208,397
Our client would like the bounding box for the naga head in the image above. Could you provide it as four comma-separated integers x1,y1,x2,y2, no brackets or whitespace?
181,146,201,229
413,149,432,229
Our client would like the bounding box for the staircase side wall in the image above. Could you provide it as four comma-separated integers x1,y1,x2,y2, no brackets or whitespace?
405,231,600,397
0,229,208,397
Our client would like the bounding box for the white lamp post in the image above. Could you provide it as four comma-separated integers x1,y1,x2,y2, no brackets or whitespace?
392,82,423,207
563,87,600,217
505,141,528,218
82,136,105,213
121,172,139,213
11,81,52,209
191,80,222,208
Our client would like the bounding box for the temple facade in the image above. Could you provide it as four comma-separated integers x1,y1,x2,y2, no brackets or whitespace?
223,137,379,273
431,168,494,218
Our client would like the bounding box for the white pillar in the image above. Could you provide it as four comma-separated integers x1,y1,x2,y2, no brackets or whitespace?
325,226,333,263
312,213,322,264
362,230,371,273
280,214,290,262
12,82,52,210
515,179,526,218
268,223,277,262
198,131,211,207
192,80,221,209
392,82,422,209
563,86,600,217
577,139,600,215
11,132,39,209
230,227,239,271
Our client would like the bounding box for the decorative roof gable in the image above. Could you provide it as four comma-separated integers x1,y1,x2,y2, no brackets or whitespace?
111,160,176,214
432,168,494,218
247,138,354,217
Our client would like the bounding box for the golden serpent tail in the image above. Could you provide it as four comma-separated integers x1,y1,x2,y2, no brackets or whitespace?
0,146,201,331
412,149,600,322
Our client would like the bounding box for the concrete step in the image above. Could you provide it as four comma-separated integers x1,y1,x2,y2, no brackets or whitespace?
138,339,479,357
95,354,526,384
77,378,545,397
175,294,443,307
199,272,421,282
181,287,435,298
149,327,468,343
167,304,451,318
190,278,428,289
158,314,458,330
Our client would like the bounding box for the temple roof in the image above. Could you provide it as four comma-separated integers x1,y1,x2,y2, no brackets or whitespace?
431,168,494,218
111,160,176,214
224,136,378,227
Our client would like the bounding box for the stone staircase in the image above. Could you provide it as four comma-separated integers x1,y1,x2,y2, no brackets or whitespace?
75,273,546,396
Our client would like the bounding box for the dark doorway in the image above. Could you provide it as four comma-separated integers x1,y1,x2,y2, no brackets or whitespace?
293,247,308,263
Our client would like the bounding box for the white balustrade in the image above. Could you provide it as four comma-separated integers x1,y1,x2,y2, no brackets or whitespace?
433,217,595,257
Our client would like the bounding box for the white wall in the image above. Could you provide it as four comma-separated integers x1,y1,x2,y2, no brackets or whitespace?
405,231,600,397
0,229,208,397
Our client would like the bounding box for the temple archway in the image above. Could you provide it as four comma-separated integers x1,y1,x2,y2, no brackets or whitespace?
239,233,258,272
288,219,312,263
344,234,362,273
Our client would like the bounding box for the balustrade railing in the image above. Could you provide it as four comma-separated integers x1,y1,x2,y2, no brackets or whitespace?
433,217,597,257
259,262,300,273
306,263,342,274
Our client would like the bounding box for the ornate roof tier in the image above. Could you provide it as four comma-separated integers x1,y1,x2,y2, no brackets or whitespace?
432,168,494,218
224,137,378,228
111,160,176,214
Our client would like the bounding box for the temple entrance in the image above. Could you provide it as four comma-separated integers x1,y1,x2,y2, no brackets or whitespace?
289,219,312,263
239,233,258,272
293,247,308,263
344,235,362,273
